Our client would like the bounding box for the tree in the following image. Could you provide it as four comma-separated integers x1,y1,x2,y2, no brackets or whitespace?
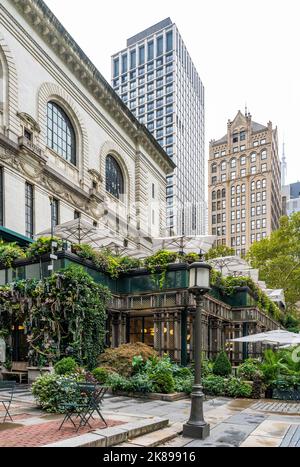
247,213,300,312
206,245,235,260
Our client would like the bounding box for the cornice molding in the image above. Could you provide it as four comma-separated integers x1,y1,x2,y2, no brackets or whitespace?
9,0,175,174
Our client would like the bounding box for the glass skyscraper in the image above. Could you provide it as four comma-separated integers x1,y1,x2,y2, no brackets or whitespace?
112,18,205,235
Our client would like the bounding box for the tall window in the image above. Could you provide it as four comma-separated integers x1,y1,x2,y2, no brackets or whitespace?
148,41,154,61
166,31,173,52
157,36,164,57
130,50,136,69
139,46,145,65
106,155,124,200
51,199,59,227
25,182,34,238
47,102,76,165
113,58,119,77
0,167,3,226
121,55,128,74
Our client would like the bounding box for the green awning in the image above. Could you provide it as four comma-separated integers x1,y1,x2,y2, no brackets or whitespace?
0,226,34,247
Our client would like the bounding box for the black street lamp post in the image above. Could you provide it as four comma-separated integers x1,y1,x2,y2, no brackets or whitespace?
182,261,211,440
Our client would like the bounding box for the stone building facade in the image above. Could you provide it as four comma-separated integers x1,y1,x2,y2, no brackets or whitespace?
0,0,174,249
208,111,281,255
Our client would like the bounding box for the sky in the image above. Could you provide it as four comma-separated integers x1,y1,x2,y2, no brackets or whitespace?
45,0,300,184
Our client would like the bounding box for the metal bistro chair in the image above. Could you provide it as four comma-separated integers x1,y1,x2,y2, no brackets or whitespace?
81,384,109,429
59,383,108,431
0,381,16,423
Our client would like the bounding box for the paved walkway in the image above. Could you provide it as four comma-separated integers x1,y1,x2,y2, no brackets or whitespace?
1,387,300,447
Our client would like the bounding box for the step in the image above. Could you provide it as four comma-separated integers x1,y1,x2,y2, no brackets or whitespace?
116,422,183,448
44,416,169,447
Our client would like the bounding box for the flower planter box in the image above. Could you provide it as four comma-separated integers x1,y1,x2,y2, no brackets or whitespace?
110,389,188,401
28,366,54,384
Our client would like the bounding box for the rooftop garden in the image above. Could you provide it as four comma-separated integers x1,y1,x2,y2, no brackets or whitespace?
0,238,285,324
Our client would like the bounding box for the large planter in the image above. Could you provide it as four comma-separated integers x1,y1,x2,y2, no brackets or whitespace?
27,366,54,384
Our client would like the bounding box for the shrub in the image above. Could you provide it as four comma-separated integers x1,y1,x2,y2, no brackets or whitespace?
225,378,252,398
202,375,226,396
174,375,194,394
92,367,112,384
26,237,62,258
129,373,154,394
31,373,84,413
0,241,25,267
213,351,232,377
54,357,78,376
237,359,263,381
98,343,158,377
151,371,175,394
106,373,133,392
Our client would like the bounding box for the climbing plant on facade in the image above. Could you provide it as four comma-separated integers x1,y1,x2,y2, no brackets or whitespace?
0,265,110,370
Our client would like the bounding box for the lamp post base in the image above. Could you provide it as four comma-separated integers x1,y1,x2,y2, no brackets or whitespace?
182,385,210,440
182,421,210,439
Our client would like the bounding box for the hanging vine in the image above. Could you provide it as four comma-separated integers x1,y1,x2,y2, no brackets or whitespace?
0,265,110,370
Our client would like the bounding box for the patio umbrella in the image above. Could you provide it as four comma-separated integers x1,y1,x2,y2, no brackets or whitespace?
37,218,114,246
151,235,216,255
208,255,259,281
230,330,300,345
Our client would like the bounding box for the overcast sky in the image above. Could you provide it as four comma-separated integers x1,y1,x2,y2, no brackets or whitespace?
46,0,300,184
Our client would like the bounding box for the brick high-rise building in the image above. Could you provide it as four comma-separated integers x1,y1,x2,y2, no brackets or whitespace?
208,111,281,256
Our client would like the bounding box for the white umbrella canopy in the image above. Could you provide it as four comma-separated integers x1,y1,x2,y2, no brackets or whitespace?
37,218,115,247
230,330,300,345
152,235,216,255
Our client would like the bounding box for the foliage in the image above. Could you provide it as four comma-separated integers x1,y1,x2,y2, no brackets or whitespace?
26,237,63,258
247,213,300,313
179,253,201,264
72,244,141,279
145,356,176,394
106,373,133,392
210,272,283,322
202,359,214,377
213,351,232,377
0,265,110,369
203,375,252,398
144,250,178,288
0,241,25,267
237,359,263,381
225,378,252,398
98,343,158,377
54,357,78,376
92,367,113,384
202,375,226,396
206,245,235,260
261,348,300,388
31,373,85,413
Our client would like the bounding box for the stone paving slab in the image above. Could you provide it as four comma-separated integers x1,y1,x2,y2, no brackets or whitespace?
250,420,291,439
240,435,282,448
185,422,258,448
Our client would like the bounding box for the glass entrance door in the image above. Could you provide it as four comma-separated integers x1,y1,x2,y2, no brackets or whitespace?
129,316,154,347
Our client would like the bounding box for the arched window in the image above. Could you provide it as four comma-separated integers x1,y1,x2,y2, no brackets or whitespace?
0,54,6,129
211,163,217,173
106,155,124,200
47,101,76,165
222,188,226,198
212,191,216,200
217,190,221,199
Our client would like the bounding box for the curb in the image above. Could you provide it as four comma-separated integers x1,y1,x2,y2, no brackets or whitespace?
43,416,169,448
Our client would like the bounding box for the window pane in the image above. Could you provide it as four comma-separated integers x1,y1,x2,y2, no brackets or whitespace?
47,102,76,165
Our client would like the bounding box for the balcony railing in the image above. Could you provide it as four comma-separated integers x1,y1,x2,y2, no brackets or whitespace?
18,136,47,163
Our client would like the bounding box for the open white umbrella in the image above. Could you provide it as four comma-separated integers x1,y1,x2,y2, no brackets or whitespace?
230,330,300,345
37,218,114,246
152,235,216,255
